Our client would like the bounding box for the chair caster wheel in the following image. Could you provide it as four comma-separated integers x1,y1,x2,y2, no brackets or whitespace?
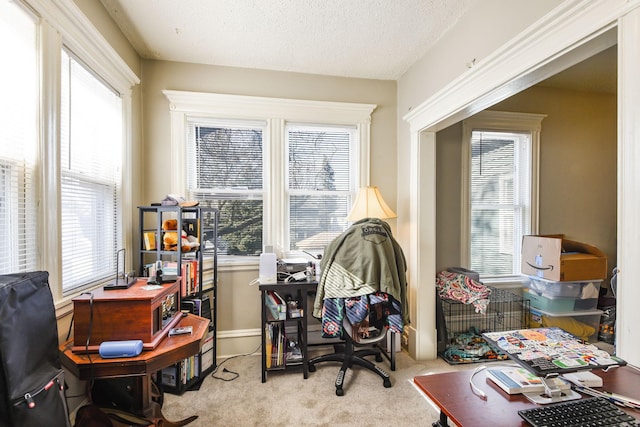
336,388,344,396
383,379,391,388
308,364,316,372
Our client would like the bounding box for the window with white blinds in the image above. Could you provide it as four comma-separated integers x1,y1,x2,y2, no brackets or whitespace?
0,1,38,274
287,124,354,251
60,48,123,292
462,111,543,279
469,130,531,276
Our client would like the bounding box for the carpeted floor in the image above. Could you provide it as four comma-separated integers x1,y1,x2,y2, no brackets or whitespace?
160,348,472,427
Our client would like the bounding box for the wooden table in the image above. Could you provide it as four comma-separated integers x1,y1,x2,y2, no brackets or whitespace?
61,313,208,418
413,365,640,427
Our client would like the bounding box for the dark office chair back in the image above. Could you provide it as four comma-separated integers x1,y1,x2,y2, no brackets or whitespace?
0,271,71,427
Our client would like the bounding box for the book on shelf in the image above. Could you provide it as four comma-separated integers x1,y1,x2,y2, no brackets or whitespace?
265,322,287,369
150,260,197,295
143,232,156,250
266,291,286,321
177,259,198,295
486,367,571,395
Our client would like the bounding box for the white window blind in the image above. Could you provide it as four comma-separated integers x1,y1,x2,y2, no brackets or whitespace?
187,119,265,256
287,124,354,251
470,130,531,276
60,48,123,292
0,1,38,273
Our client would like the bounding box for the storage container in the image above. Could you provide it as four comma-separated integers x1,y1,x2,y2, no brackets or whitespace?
525,276,602,298
527,307,603,342
526,290,599,312
524,276,601,312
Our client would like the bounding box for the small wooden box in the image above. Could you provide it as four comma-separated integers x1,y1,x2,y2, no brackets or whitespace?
72,278,181,353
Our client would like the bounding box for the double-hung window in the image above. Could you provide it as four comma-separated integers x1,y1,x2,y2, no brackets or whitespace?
462,111,545,278
60,49,124,292
165,91,375,261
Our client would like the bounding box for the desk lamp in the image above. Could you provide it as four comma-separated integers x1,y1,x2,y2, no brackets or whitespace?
346,186,397,221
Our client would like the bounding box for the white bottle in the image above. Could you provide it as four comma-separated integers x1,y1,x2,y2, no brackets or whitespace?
259,252,277,284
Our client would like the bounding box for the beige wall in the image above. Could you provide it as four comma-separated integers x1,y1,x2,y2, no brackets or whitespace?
141,59,397,355
434,86,617,286
434,123,463,272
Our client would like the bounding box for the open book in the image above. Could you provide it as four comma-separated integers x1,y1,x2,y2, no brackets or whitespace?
486,366,571,395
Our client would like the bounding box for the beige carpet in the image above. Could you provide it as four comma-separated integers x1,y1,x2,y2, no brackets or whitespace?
160,348,471,427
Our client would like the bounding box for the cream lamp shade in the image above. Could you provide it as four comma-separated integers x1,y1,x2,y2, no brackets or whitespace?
346,186,397,221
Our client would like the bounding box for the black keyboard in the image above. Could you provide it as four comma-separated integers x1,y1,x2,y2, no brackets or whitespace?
518,396,639,427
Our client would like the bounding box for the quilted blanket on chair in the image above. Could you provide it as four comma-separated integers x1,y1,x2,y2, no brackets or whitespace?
320,291,403,339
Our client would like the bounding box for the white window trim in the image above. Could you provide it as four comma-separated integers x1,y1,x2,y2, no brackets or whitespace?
22,0,139,309
461,110,545,278
163,90,376,264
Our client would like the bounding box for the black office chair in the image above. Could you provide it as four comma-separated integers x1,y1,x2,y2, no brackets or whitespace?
308,305,392,396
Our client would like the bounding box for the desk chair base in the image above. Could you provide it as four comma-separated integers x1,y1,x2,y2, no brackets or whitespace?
308,342,392,396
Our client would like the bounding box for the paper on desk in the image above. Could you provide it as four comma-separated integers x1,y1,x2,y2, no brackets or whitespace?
142,284,162,290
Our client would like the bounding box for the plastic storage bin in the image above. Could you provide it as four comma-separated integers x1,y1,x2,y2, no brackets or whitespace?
525,276,602,298
528,307,603,342
525,290,600,312
524,276,601,312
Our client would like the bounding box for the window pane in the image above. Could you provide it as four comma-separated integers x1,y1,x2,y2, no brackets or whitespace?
188,122,264,256
290,194,350,251
288,125,353,252
470,130,530,276
0,2,38,273
193,198,263,256
288,128,352,191
471,209,515,275
192,126,263,190
60,49,122,292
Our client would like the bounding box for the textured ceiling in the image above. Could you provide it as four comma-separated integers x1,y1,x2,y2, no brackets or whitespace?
99,0,475,80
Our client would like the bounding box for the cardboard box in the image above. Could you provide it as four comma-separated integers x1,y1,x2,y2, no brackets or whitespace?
521,235,607,281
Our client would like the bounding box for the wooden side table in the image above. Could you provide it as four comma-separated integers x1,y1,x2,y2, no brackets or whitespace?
61,313,208,419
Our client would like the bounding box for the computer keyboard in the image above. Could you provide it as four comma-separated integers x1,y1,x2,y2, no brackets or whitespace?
518,396,640,427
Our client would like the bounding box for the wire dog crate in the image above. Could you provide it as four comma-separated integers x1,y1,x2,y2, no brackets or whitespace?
438,286,530,364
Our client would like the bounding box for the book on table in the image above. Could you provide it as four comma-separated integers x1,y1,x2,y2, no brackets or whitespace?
486,366,571,395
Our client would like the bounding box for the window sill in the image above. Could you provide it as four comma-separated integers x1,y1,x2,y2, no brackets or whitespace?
481,275,527,291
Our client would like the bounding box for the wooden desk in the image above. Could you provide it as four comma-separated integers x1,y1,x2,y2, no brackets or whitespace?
414,365,640,427
61,313,208,418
